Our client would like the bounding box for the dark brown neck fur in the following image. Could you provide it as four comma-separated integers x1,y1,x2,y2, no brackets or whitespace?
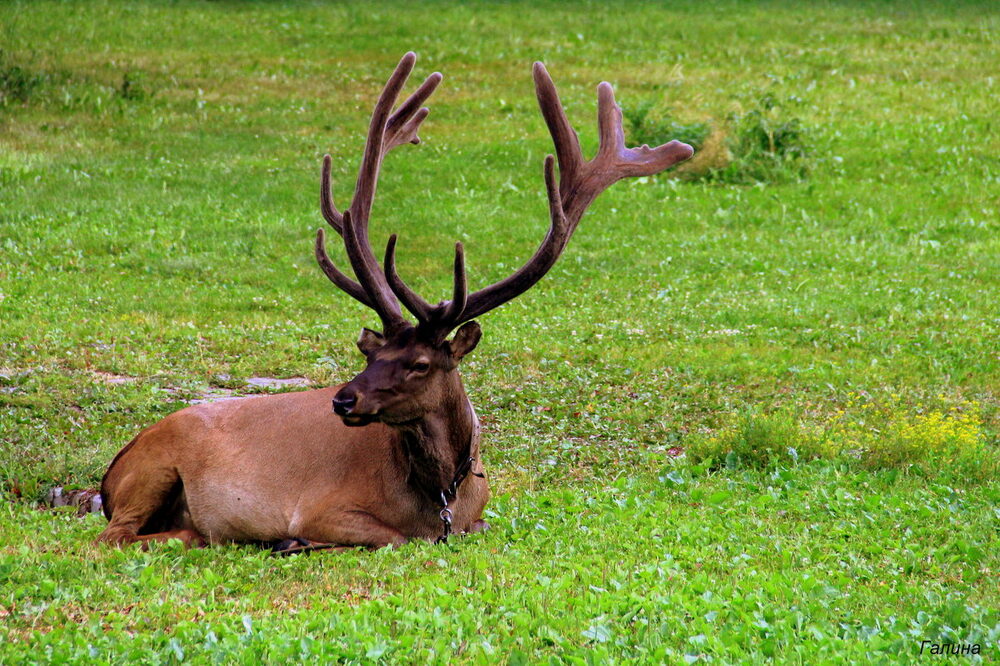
394,379,475,506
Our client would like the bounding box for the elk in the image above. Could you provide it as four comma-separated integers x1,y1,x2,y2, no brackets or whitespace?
96,53,692,552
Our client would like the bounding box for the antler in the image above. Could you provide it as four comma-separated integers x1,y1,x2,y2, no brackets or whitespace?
455,63,693,322
317,55,692,338
384,61,693,335
315,52,442,332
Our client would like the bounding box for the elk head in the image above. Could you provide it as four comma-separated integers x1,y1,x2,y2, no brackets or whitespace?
315,53,692,427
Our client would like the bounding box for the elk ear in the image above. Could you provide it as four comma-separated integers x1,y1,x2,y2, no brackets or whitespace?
448,321,482,360
356,328,386,356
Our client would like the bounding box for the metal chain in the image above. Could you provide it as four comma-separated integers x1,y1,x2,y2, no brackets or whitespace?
436,491,453,544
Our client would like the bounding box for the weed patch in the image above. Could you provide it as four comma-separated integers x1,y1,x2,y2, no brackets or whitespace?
824,394,993,478
687,397,997,480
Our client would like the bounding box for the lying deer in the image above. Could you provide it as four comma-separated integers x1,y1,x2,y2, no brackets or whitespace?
96,53,692,551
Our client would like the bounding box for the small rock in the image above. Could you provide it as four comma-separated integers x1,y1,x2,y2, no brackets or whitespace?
46,487,103,516
245,376,311,389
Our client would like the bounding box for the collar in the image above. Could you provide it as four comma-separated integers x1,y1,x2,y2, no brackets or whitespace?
435,399,485,543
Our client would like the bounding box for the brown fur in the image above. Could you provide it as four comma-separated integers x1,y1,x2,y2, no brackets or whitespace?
97,377,489,548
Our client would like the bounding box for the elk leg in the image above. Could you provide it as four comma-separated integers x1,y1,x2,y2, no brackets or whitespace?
133,528,206,549
99,524,206,548
296,508,409,549
96,454,199,546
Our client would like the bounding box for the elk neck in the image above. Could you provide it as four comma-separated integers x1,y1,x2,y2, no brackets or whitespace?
393,377,478,506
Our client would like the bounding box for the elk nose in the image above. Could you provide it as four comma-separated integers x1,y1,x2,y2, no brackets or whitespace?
332,392,357,416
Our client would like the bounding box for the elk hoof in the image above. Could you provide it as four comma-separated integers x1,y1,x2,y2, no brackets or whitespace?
271,537,339,556
271,537,311,555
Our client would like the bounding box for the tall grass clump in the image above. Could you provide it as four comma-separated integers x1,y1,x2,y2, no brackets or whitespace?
626,94,809,183
713,97,809,184
0,50,46,107
685,410,823,469
116,70,150,102
624,99,711,153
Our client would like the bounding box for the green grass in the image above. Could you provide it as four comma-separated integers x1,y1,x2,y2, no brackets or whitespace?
1,0,998,662
3,466,998,663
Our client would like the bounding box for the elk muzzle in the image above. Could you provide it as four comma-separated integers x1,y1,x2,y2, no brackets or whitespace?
332,386,376,426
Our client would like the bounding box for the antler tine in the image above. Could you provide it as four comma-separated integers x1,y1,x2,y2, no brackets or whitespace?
340,209,404,331
318,154,375,313
384,234,434,323
532,62,584,190
315,228,373,308
595,82,625,164
440,242,468,325
385,73,442,150
385,236,469,337
593,81,694,180
320,154,343,234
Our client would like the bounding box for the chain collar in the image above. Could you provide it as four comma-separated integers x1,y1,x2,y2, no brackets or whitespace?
435,453,485,544
435,399,484,544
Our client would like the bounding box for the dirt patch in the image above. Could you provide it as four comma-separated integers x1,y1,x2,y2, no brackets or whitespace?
188,388,242,405
91,371,138,385
245,376,311,389
163,377,315,405
161,386,240,405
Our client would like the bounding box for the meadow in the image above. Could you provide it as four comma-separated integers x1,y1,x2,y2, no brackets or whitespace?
1,0,998,662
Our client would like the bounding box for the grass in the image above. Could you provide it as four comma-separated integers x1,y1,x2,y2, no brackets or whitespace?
1,0,998,662
3,466,998,663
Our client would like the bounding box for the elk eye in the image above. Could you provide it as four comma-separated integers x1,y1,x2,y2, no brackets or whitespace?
410,361,431,373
